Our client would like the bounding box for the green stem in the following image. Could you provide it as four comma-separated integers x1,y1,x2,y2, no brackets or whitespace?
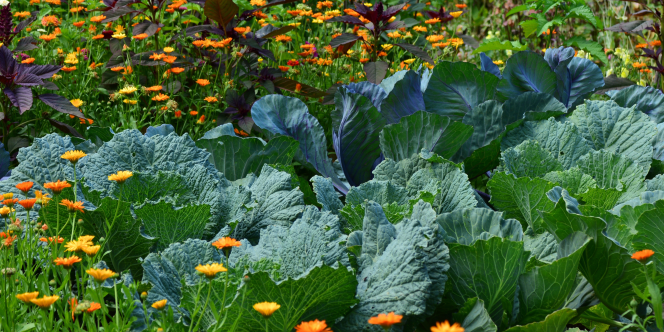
191,281,213,332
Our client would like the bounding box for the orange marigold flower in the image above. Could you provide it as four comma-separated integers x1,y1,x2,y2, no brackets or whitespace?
108,171,133,184
18,199,37,210
31,295,60,308
16,292,39,303
425,18,441,24
149,53,165,60
632,249,655,262
90,15,106,23
39,34,57,42
189,110,198,116
204,96,218,103
279,65,290,72
152,93,170,101
651,40,662,47
253,302,280,317
275,35,292,42
86,268,115,282
234,128,249,137
212,237,241,250
92,34,104,40
87,302,102,313
60,199,85,213
455,3,467,8
174,110,182,118
73,21,85,27
21,58,35,64
196,79,210,86
295,83,302,92
144,85,162,92
368,312,403,327
197,115,206,124
169,67,185,74
431,321,465,332
152,299,168,310
70,6,85,13
13,11,32,19
295,319,332,332
3,235,17,247
61,66,77,72
54,256,82,269
61,150,87,163
162,55,177,64
133,33,148,40
3,198,18,206
16,181,33,193
44,180,71,194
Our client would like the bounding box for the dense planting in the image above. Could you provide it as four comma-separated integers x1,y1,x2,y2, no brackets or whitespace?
2,0,664,330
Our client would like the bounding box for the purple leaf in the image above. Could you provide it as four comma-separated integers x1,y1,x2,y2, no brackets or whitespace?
132,21,161,37
37,94,85,118
0,45,18,76
21,64,62,79
14,73,44,86
48,119,83,138
364,61,389,84
4,86,34,114
330,33,361,48
204,0,239,29
383,3,406,19
395,43,435,65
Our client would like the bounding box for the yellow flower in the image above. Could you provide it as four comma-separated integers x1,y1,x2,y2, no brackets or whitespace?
123,99,138,105
2,193,12,199
381,44,393,51
86,268,116,283
403,59,416,64
152,299,168,310
112,32,126,39
195,263,227,279
363,2,372,6
64,52,79,65
30,295,60,308
61,150,87,164
70,99,84,108
0,206,10,217
118,86,137,95
35,190,51,205
82,245,100,256
16,292,39,303
163,47,174,53
108,170,133,184
253,302,280,318
449,11,463,18
65,236,94,252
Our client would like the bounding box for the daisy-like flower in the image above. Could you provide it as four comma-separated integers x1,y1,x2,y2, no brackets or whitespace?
152,93,170,101
31,295,60,308
118,86,138,95
108,171,133,184
169,67,185,74
163,47,174,53
3,193,12,199
40,236,64,244
3,198,18,206
295,319,332,332
449,11,463,18
0,206,10,217
86,268,115,283
132,33,148,40
152,299,168,310
196,79,210,86
16,292,40,303
35,190,51,205
632,249,655,262
144,85,162,92
18,198,37,210
60,199,84,213
431,321,465,332
61,150,87,164
54,256,82,269
87,302,102,313
70,99,84,108
195,263,227,279
368,312,403,328
212,237,241,250
16,181,33,193
44,180,71,195
204,96,218,103
65,237,93,252
253,302,280,318
82,245,100,256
